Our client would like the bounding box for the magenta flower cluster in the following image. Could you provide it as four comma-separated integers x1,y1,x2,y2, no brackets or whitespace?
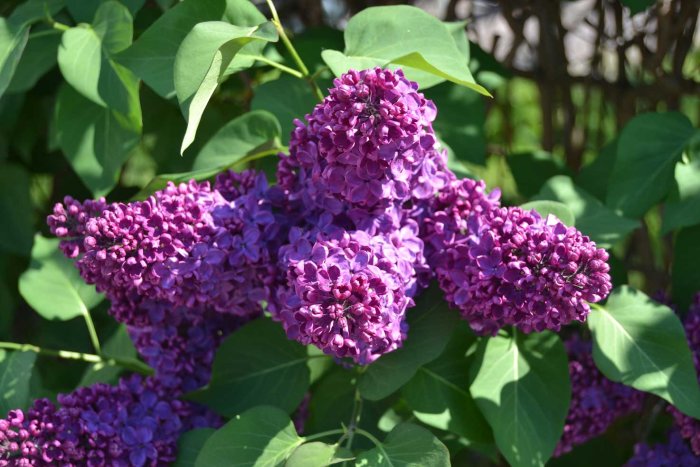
669,293,700,456
0,376,218,467
554,335,645,457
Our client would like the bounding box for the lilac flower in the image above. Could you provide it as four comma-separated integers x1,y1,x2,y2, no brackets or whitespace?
0,376,219,466
669,293,700,456
292,393,311,435
275,229,418,364
554,335,645,457
434,204,612,334
278,68,450,215
625,431,699,466
47,170,284,323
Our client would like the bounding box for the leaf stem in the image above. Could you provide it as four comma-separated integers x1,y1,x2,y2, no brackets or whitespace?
303,428,345,442
264,0,325,102
354,428,388,455
0,341,152,375
250,55,304,79
81,309,102,355
44,3,70,31
343,388,364,451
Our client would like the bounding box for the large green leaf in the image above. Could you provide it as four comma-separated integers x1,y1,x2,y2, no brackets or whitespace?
535,175,639,248
286,442,353,467
606,112,697,218
6,29,62,94
188,318,310,416
0,164,34,256
358,286,459,401
57,1,141,127
672,225,700,312
402,322,491,444
175,428,216,467
321,5,489,95
470,331,570,467
53,84,141,197
193,110,282,171
251,76,318,144
426,81,486,165
0,18,29,98
0,350,36,415
8,0,64,27
79,325,146,386
65,0,145,22
576,138,617,202
520,200,575,226
588,286,700,418
663,156,700,233
174,21,277,153
19,235,103,321
195,406,303,467
508,150,571,198
117,0,265,98
354,423,450,467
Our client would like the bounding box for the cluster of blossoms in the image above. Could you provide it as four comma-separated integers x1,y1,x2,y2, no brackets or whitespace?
0,375,218,466
625,431,698,466
555,335,645,456
669,293,700,456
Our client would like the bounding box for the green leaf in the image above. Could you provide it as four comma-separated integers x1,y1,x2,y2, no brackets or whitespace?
117,0,266,98
66,0,145,22
80,325,144,386
57,1,141,127
251,76,318,145
588,286,700,419
0,351,36,414
7,29,62,94
470,331,571,467
576,138,617,202
188,318,310,416
606,112,697,218
426,81,486,165
321,5,489,95
174,21,277,153
286,442,345,467
520,200,575,226
175,428,216,467
663,156,700,233
534,175,639,248
508,150,571,198
19,234,103,321
672,225,700,312
193,110,282,171
359,286,459,401
402,322,492,444
8,0,64,27
0,164,34,255
195,406,303,467
53,84,141,197
0,18,29,98
354,423,450,467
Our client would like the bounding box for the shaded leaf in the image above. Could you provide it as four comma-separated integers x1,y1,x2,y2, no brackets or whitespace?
0,164,33,255
7,29,62,94
508,150,571,198
354,423,450,467
0,351,36,414
662,156,700,233
80,325,143,386
175,428,216,467
672,225,700,312
0,18,29,98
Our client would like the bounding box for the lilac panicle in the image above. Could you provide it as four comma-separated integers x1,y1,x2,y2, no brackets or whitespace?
428,183,611,334
0,375,219,467
47,170,282,323
669,293,700,456
625,431,699,466
278,67,450,216
554,336,645,457
276,228,418,364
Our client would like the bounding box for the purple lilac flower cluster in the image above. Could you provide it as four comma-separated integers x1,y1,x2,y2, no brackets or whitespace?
47,170,281,322
423,179,612,334
555,335,645,457
625,431,699,466
669,293,700,456
0,375,219,467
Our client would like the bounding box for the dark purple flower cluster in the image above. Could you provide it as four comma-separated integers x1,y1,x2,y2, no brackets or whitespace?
625,431,699,466
554,336,645,457
669,293,700,456
424,179,612,334
0,376,219,467
48,170,281,323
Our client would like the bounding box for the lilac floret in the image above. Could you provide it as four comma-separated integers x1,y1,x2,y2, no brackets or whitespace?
625,431,699,466
276,229,417,364
278,68,450,215
435,202,612,334
47,170,283,323
554,335,645,457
